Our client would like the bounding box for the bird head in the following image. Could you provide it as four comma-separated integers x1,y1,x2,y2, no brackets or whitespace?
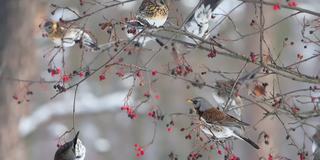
44,21,58,34
187,97,212,112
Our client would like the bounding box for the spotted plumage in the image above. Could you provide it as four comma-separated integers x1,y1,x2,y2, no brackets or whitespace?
136,0,168,27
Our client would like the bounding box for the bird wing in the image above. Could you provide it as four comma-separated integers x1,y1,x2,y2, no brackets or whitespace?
202,108,249,127
62,27,98,50
186,0,222,23
223,114,249,127
201,107,226,123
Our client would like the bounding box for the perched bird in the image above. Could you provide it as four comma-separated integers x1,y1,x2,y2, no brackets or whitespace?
187,97,249,128
54,131,86,160
200,123,259,149
312,125,320,160
185,0,222,38
136,0,169,27
43,20,99,50
212,67,262,116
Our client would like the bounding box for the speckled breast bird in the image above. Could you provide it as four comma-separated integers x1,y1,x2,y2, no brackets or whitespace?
187,97,249,128
312,125,320,160
200,124,260,149
44,20,99,50
136,0,169,27
54,131,86,160
185,0,222,38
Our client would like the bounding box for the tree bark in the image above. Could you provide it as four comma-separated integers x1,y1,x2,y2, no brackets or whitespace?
0,0,37,159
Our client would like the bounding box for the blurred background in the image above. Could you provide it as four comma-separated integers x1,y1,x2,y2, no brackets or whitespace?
0,0,320,160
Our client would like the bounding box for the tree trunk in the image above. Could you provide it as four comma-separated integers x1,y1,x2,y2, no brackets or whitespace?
0,0,37,159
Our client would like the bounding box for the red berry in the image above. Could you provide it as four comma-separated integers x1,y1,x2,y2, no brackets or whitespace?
207,50,216,58
56,67,61,74
273,4,280,11
99,75,106,81
288,1,297,7
151,69,158,76
136,70,143,78
62,75,70,82
79,72,84,77
155,95,160,100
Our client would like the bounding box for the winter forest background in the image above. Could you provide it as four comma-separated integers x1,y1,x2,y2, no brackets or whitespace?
1,0,320,160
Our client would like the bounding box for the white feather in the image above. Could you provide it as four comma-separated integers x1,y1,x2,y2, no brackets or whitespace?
52,28,96,49
184,3,215,44
212,92,226,105
200,123,241,140
75,139,86,160
313,141,318,153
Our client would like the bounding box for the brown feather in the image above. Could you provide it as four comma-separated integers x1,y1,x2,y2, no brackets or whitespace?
201,107,249,127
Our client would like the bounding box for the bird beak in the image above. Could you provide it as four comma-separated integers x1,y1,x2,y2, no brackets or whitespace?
186,99,193,103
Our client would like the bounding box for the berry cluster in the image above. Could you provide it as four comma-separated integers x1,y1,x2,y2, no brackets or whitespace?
133,144,144,158
120,105,138,119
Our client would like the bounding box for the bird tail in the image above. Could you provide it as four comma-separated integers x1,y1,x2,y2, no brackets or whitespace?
236,120,250,127
155,38,164,47
73,131,80,149
81,32,100,51
233,132,260,149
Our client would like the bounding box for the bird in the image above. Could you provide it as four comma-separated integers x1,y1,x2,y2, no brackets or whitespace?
187,97,259,149
212,67,262,117
184,0,222,38
43,20,99,51
200,123,260,149
54,131,86,160
187,97,249,128
136,0,169,28
312,125,320,160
